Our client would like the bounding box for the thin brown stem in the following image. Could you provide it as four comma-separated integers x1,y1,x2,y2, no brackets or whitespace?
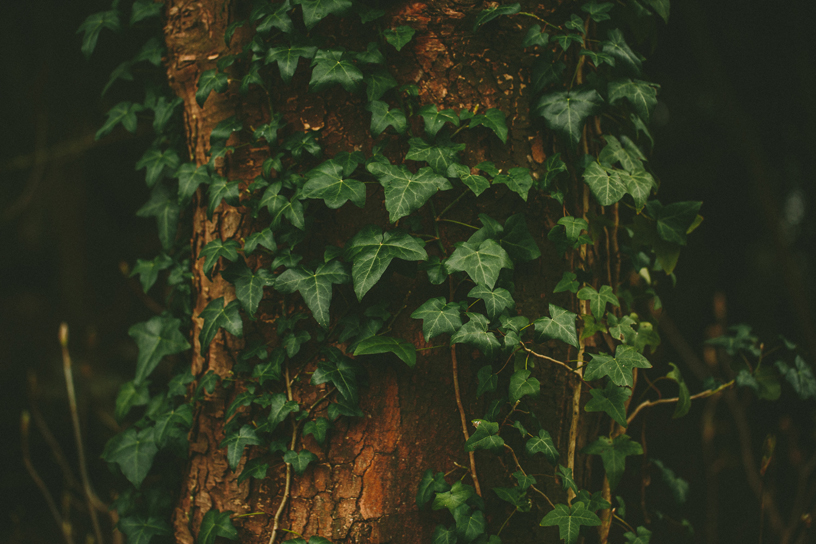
452,344,482,496
626,380,734,425
269,363,297,544
520,344,582,377
60,324,104,544
503,444,554,508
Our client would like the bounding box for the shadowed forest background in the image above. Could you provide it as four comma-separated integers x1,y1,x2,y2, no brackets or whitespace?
1,1,814,543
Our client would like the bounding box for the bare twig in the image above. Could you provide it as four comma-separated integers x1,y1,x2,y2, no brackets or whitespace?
503,443,554,508
60,324,104,544
626,379,735,425
269,362,297,544
452,344,482,497
519,344,581,377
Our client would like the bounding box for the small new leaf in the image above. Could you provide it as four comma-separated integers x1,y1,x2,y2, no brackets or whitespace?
384,26,415,51
533,304,579,348
465,420,504,452
198,297,243,350
584,345,652,387
198,509,238,544
283,449,318,475
220,425,262,470
577,285,619,318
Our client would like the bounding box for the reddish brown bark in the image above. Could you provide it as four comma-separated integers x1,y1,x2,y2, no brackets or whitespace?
162,1,602,542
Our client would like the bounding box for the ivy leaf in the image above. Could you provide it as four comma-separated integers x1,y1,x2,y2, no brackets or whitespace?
644,0,669,23
353,335,417,367
468,285,514,320
344,226,427,300
265,44,317,83
411,297,463,341
129,316,190,384
497,214,541,261
526,429,559,465
624,526,653,544
96,101,143,139
493,167,533,201
582,1,614,22
418,104,460,137
447,163,490,196
253,349,284,385
619,168,655,211
195,69,229,107
533,304,579,348
303,159,366,209
541,502,600,544
775,356,816,400
284,449,318,475
513,471,537,490
115,380,150,422
564,14,586,33
77,10,120,59
523,24,550,47
275,261,349,328
468,108,508,143
553,33,584,52
366,162,451,222
666,363,691,418
131,1,164,24
646,200,703,246
220,425,262,470
176,163,212,203
264,393,300,433
602,29,642,76
237,458,269,484
473,3,520,31
310,49,363,92
556,465,579,494
260,183,306,230
312,353,358,402
583,434,643,489
450,313,500,358
536,89,604,149
406,137,466,176
477,365,498,397
554,271,579,294
364,71,398,102
222,260,275,317
210,115,243,144
608,78,659,122
151,96,183,134
198,297,243,350
445,239,513,290
296,0,352,29
198,239,241,278
574,490,612,513
417,470,449,509
366,100,407,136
465,420,505,452
384,25,415,51
651,458,689,505
244,228,276,255
577,285,619,318
581,49,616,68
431,526,457,544
583,162,627,206
198,509,238,544
118,514,172,544
206,175,241,218
509,369,540,403
584,381,631,427
303,417,331,444
130,253,173,293
256,0,293,33
532,58,566,93
584,345,652,387
455,506,486,542
102,427,158,488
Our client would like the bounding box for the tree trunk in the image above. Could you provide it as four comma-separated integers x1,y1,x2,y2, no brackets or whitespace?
162,1,604,542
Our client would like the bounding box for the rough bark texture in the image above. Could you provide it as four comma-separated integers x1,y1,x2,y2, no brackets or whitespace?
162,1,605,542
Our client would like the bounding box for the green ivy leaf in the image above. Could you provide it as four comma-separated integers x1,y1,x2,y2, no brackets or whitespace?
411,297,463,341
198,239,241,277
553,271,579,294
541,502,600,544
115,380,150,422
303,417,331,444
583,162,626,206
581,49,616,68
417,470,450,509
445,239,513,290
150,96,182,133
582,1,614,22
418,104,460,137
644,0,669,23
523,24,550,47
509,369,540,403
195,69,229,107
584,345,652,386
260,183,306,230
206,175,241,218
446,163,490,196
646,200,703,246
602,29,642,75
431,526,457,544
312,352,358,402
364,71,398,102
353,335,417,367
666,363,691,418
102,427,158,488
536,89,603,149
284,449,319,475
366,100,407,135
296,0,352,29
118,514,172,544
310,49,363,92
455,505,486,541
574,490,612,513
513,471,537,490
450,313,500,358
583,434,643,489
176,163,212,203
619,168,655,211
256,0,293,33
130,253,173,293
526,429,559,465
210,115,243,144
493,167,533,201
651,458,689,505
608,78,659,122
468,108,509,143
244,228,276,254
198,297,243,350
468,285,514,320
533,304,579,348
265,44,317,83
584,380,631,427
275,261,349,328
262,393,300,433
623,526,653,544
220,425,262,470
222,260,275,317
366,162,451,222
553,33,584,52
129,316,190,384
465,420,504,452
477,365,498,397
532,57,566,92
131,0,163,24
77,10,120,58
473,3,520,31
303,159,366,209
384,25,415,51
577,285,619,318
406,137,467,176
775,356,816,400
237,458,269,484
556,465,579,494
198,509,238,544
252,349,284,385
96,101,144,140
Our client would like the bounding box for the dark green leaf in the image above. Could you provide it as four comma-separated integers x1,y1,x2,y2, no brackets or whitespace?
775,356,816,400
526,429,559,465
431,525,458,544
651,458,688,505
115,380,150,422
646,200,703,246
523,24,550,47
310,49,363,92
366,162,451,222
176,163,212,203
553,271,579,294
533,304,578,348
384,25,415,51
468,108,508,143
608,78,659,122
252,349,284,385
136,147,180,189
509,369,540,403
419,257,449,285
619,168,655,211
118,514,172,544
198,297,243,350
473,3,520,31
417,470,450,509
465,420,504,452
411,297,463,341
666,363,691,418
445,239,513,290
77,10,120,59
583,434,643,489
244,228,276,254
584,345,652,386
498,214,541,261
130,253,173,293
367,100,407,135
303,417,331,444
477,365,498,397
150,96,182,134
574,490,612,513
513,471,537,490
265,44,317,83
447,163,490,196
260,183,306,229
297,0,352,29
102,427,158,488
220,425,262,470
418,104,459,137
102,61,133,96
195,69,229,107
131,1,163,24
353,335,417,367
493,167,532,201
129,316,190,384
312,354,358,402
582,1,614,22
536,89,603,148
406,137,466,176
274,261,349,328
207,175,241,218
262,393,299,433
364,71,398,102
541,502,601,544
584,380,631,427
468,285,514,320
210,115,243,143
577,285,619,318
284,449,318,475
198,509,238,544
532,58,566,92
602,29,642,75
644,0,669,23
223,260,275,317
583,162,626,206
451,313,500,358
556,465,578,494
553,33,584,52
455,506,486,541
623,526,653,544
256,0,293,33
96,101,144,140
303,159,366,209
237,458,269,484
198,238,241,277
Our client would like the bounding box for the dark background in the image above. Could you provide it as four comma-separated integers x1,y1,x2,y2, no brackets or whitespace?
0,1,813,543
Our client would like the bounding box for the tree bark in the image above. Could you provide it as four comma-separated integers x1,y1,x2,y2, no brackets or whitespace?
162,1,603,542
